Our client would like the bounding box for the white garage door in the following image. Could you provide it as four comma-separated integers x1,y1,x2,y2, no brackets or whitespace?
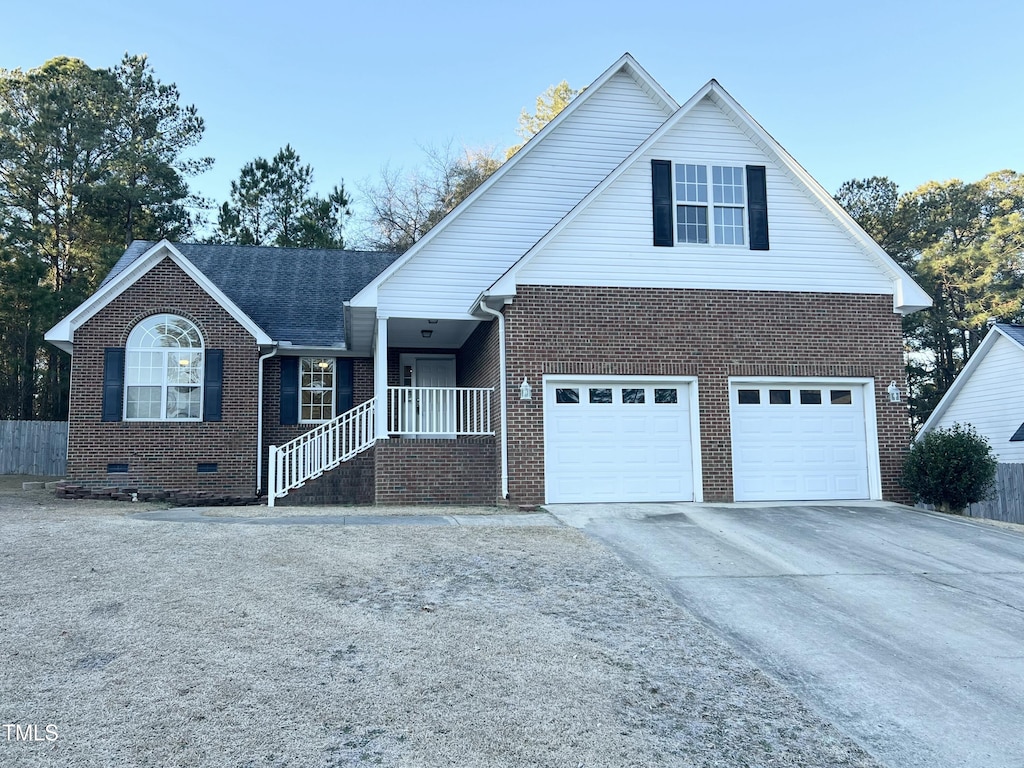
544,379,695,503
731,382,872,501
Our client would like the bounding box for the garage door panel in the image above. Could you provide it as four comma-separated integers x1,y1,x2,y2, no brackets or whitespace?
552,416,585,435
620,416,648,434
800,447,827,465
732,381,871,502
804,475,829,494
829,417,858,435
798,416,826,434
831,446,861,465
769,474,800,494
545,380,695,503
768,417,797,433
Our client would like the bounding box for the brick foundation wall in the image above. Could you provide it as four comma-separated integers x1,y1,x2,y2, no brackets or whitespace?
504,286,911,505
67,258,260,497
375,438,498,505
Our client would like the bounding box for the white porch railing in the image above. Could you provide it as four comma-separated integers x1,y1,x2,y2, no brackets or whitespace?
387,386,493,436
267,387,494,507
267,398,375,507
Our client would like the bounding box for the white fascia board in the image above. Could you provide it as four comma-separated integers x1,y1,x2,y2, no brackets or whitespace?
917,326,1018,437
276,345,357,356
349,53,678,310
44,239,273,349
490,80,933,315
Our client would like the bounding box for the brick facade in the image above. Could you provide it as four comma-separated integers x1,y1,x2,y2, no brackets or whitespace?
66,261,909,508
67,259,260,498
503,285,911,505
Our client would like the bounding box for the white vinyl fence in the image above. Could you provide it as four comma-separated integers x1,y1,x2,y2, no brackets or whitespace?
0,421,68,476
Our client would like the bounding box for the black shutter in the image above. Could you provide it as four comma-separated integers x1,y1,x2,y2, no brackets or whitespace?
651,159,673,247
746,165,769,250
101,348,125,422
280,357,299,425
336,358,354,415
203,349,223,422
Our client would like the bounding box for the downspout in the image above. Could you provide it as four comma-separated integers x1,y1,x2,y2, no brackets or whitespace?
256,344,279,495
477,299,509,500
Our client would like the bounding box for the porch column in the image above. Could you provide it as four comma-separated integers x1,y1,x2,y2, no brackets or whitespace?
374,315,389,440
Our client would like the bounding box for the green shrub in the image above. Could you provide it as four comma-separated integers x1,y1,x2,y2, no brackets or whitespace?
902,423,998,513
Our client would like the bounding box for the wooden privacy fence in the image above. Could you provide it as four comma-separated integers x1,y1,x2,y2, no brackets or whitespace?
0,421,68,476
967,463,1024,525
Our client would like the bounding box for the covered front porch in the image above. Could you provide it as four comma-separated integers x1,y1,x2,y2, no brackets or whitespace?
268,310,503,506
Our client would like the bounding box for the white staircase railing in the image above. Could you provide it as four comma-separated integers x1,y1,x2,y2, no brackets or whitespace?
266,387,494,507
267,398,375,507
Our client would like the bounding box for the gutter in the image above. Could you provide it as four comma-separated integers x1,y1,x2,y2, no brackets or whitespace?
476,299,509,500
256,344,279,495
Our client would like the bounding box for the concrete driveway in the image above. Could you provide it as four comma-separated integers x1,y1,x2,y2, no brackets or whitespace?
548,501,1024,768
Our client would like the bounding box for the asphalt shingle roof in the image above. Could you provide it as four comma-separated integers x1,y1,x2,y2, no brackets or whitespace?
102,241,400,346
996,323,1024,348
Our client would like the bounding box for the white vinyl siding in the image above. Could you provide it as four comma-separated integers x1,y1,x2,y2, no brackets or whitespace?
516,95,896,297
376,70,674,318
930,336,1024,462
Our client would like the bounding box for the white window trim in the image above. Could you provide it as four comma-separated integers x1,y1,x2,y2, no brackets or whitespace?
673,162,748,247
299,357,336,424
124,314,204,422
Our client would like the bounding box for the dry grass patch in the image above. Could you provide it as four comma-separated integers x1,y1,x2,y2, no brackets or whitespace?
1,491,880,767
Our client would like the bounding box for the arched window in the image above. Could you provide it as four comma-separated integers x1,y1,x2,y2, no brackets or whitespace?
124,315,204,420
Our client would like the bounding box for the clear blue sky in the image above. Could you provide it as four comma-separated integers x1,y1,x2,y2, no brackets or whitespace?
6,0,1022,238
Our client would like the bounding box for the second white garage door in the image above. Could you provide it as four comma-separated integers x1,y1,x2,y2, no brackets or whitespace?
544,378,696,504
730,381,873,501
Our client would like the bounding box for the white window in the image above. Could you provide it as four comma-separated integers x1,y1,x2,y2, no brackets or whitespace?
125,315,204,420
675,163,745,245
301,357,335,422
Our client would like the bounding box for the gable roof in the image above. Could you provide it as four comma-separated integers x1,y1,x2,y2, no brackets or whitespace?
349,52,677,310
47,240,399,351
484,79,931,315
919,323,1024,436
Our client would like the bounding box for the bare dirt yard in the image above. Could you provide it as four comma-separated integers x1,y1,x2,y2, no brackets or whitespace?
0,483,881,768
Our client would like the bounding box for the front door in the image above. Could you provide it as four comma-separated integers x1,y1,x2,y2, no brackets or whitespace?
400,355,456,436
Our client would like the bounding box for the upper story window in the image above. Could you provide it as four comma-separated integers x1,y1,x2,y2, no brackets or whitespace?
675,163,746,245
652,160,769,250
125,314,204,420
301,357,335,422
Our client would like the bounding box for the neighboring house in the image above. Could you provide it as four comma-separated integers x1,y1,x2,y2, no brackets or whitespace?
918,323,1024,460
45,53,931,507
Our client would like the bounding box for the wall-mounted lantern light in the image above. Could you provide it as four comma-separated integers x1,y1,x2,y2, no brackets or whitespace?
887,381,901,403
519,378,532,400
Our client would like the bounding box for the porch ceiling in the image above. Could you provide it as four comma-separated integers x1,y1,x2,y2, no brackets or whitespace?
388,317,482,349
345,306,482,353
